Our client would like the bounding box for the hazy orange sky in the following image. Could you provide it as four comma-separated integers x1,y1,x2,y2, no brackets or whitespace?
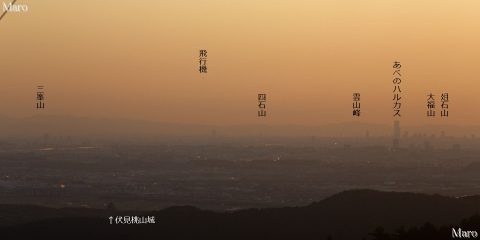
1,0,479,125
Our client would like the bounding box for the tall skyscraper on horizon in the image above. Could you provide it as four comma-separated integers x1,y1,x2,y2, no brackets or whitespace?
393,120,400,149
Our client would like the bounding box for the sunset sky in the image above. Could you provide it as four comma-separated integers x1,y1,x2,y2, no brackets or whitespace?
1,0,479,126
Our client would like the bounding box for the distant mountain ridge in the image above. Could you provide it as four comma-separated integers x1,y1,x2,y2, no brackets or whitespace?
1,114,479,138
1,189,479,239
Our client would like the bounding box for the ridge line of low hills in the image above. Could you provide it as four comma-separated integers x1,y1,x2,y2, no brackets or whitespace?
1,189,479,240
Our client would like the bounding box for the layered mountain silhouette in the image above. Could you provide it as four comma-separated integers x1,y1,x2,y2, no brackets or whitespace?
1,189,479,240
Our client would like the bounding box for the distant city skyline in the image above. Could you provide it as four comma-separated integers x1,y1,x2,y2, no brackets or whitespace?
1,114,480,139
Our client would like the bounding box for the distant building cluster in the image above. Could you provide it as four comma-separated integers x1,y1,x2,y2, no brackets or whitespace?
393,120,400,150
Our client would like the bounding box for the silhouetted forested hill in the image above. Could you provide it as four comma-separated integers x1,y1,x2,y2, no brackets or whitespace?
1,189,479,240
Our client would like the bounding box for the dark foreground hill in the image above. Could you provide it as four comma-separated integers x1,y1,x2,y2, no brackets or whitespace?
1,189,479,240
